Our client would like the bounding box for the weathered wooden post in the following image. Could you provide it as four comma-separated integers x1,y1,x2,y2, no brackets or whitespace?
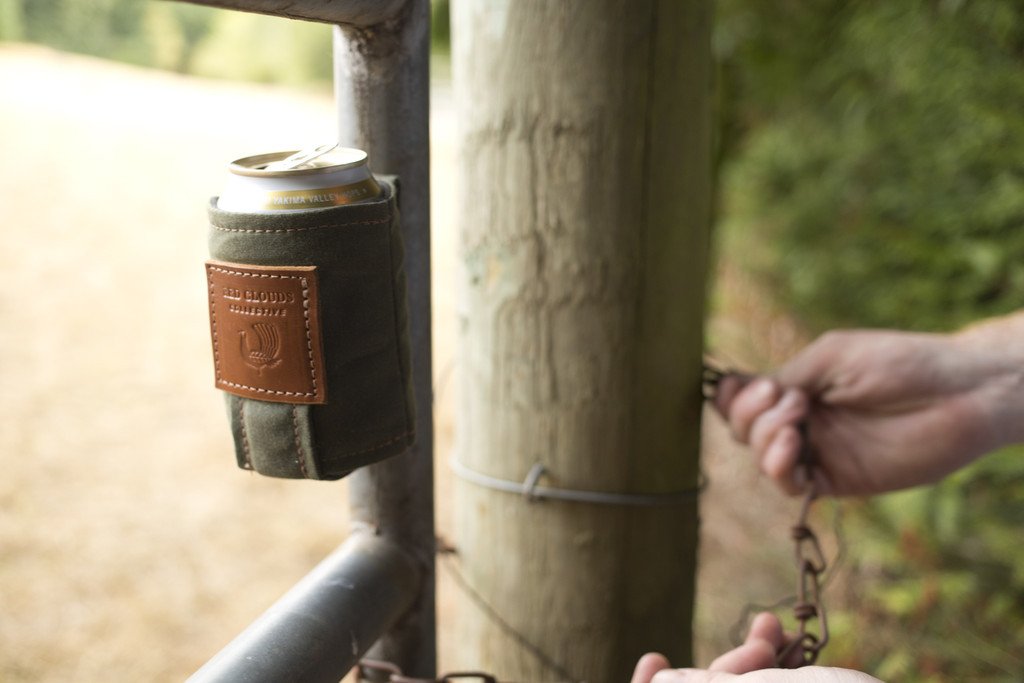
450,2,711,681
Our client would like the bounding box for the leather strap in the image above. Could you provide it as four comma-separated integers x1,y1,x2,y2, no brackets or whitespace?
206,262,327,404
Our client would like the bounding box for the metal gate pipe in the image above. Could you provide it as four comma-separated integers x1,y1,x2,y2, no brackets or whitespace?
188,532,421,683
332,0,435,675
168,0,409,27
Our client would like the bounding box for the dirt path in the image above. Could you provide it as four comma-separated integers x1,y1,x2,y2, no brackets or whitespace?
0,45,794,682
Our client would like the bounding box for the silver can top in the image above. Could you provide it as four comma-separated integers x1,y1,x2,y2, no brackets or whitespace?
218,145,382,212
229,145,369,177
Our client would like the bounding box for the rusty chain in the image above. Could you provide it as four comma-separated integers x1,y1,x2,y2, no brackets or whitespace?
703,363,830,668
356,659,497,683
774,430,830,667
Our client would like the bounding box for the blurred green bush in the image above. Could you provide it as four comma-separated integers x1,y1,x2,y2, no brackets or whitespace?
717,0,1024,333
0,0,335,85
824,452,1024,680
1,0,155,64
0,0,452,86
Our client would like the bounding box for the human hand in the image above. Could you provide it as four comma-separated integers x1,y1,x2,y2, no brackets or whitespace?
714,327,1024,496
630,613,880,682
637,664,881,682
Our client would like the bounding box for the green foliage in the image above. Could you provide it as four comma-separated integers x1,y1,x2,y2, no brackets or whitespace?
431,0,451,54
18,0,150,65
2,1,333,86
0,0,24,41
718,0,1024,333
2,0,454,86
144,3,215,73
826,450,1024,679
188,9,332,85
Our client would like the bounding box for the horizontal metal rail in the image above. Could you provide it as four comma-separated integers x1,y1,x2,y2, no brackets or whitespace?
188,533,421,683
166,0,409,26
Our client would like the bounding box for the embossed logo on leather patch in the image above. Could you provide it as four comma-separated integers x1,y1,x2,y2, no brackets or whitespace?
206,260,326,404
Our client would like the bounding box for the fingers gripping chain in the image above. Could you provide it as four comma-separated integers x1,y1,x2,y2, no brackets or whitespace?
701,362,728,400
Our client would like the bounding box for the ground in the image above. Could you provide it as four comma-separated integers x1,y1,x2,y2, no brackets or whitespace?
0,45,805,681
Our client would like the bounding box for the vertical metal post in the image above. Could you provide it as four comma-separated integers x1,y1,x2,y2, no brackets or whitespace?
333,1,435,677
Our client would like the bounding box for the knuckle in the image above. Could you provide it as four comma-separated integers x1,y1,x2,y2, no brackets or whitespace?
813,330,848,356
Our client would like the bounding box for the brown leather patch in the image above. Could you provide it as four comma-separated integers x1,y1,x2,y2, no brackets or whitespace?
206,260,326,404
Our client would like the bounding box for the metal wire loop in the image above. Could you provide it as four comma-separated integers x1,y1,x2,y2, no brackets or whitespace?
357,659,497,683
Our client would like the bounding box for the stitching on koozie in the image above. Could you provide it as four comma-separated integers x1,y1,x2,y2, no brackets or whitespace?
335,430,414,459
290,405,309,478
208,271,221,378
208,266,313,283
237,399,253,470
299,277,318,395
217,380,316,398
207,266,319,397
382,221,413,431
210,217,390,233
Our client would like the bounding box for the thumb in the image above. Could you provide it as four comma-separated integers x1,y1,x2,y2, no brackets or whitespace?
652,669,737,683
631,653,671,683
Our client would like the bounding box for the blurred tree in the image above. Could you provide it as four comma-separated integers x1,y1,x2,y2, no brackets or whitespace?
431,0,450,53
0,0,24,41
19,0,150,65
717,0,1024,333
162,3,215,73
0,0,451,84
188,9,331,85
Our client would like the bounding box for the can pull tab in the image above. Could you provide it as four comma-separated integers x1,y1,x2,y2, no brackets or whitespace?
264,143,339,172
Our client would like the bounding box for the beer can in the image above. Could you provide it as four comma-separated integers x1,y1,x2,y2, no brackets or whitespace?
217,144,382,212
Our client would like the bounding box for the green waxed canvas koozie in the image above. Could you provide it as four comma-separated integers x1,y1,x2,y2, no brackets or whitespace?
206,179,415,480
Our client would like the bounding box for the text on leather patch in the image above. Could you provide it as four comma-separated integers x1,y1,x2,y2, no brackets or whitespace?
205,261,326,404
